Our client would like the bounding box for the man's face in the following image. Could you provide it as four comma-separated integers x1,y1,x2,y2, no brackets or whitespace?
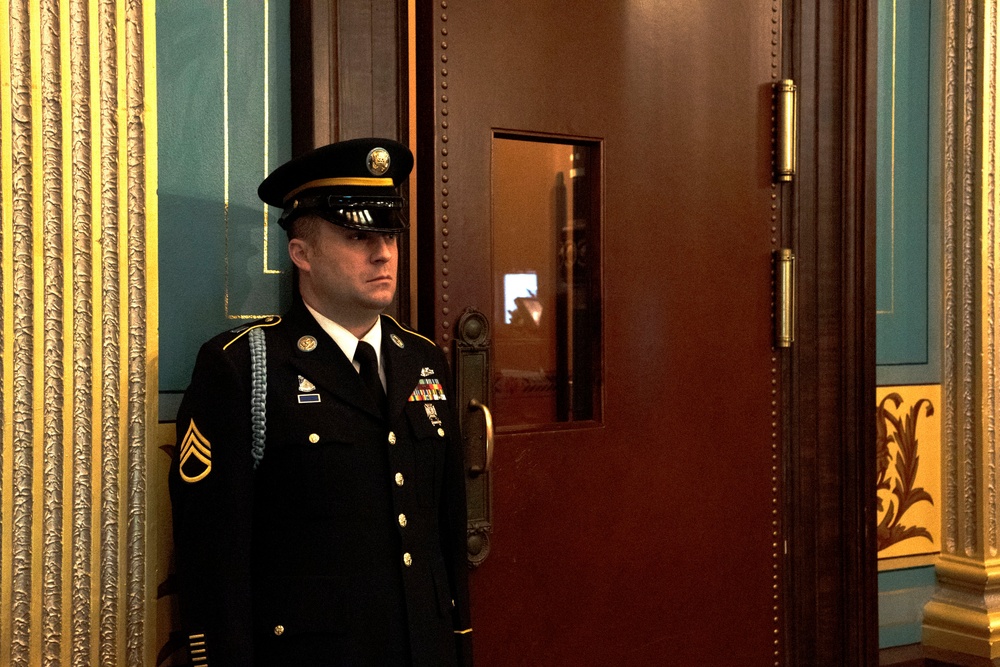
290,217,398,330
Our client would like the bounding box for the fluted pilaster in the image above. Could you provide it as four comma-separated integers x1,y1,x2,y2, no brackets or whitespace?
0,1,156,665
923,0,1000,662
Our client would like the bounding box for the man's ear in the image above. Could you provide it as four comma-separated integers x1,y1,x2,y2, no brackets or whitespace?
288,237,311,273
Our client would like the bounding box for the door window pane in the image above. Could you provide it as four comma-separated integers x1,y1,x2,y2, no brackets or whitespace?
491,136,601,430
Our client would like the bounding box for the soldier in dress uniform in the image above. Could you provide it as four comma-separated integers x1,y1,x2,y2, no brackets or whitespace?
169,138,473,667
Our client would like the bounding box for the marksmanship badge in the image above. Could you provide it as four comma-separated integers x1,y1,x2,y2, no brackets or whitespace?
424,403,442,426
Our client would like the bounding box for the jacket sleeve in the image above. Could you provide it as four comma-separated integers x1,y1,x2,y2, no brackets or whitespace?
169,338,256,667
437,346,474,666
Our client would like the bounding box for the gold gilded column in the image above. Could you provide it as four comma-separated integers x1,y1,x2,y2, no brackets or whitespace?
922,1,1000,663
0,1,157,666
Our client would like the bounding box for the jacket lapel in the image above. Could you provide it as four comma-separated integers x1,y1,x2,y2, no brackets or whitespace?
282,303,383,419
382,316,425,421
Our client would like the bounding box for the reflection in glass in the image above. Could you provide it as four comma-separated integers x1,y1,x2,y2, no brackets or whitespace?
503,273,539,325
491,136,600,430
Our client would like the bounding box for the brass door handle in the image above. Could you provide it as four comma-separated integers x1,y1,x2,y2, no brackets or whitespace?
468,399,494,476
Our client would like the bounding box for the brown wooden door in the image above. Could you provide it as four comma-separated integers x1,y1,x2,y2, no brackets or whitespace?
416,2,785,664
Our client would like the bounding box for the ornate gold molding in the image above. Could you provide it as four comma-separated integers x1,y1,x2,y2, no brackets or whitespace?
0,1,156,665
939,0,996,560
925,0,1000,661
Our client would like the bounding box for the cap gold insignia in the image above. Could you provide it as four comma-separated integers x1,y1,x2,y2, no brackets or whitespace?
179,419,212,483
298,375,316,392
391,334,404,348
367,147,391,176
297,335,318,352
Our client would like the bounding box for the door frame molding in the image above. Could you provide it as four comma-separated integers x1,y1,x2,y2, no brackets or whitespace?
783,1,879,664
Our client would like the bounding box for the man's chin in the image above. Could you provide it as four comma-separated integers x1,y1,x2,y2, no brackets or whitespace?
362,292,396,312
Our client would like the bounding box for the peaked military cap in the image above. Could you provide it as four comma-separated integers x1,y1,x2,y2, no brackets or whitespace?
258,137,414,233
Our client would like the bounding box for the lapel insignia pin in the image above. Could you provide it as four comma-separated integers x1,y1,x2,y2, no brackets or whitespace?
297,335,318,352
424,403,442,426
420,367,434,377
391,334,404,348
298,375,316,392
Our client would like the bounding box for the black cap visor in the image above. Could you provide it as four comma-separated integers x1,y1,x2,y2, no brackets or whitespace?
280,194,408,232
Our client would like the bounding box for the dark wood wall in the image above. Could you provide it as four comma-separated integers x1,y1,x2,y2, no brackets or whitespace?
290,0,411,318
290,0,408,152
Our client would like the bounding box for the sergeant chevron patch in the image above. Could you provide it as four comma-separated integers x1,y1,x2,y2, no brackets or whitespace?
179,419,212,483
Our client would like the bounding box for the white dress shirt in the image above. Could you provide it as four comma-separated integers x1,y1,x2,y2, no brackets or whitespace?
303,302,386,391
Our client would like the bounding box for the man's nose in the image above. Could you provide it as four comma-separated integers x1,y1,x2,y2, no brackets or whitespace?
371,235,394,260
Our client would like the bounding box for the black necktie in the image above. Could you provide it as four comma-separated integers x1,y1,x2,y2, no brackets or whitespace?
354,340,388,416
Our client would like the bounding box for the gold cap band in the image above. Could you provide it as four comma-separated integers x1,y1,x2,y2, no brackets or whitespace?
283,176,395,203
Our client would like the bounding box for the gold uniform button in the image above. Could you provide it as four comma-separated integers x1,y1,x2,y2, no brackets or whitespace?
308,433,320,444
388,431,397,445
403,552,413,567
274,625,285,636
395,472,404,486
437,427,445,437
398,513,407,527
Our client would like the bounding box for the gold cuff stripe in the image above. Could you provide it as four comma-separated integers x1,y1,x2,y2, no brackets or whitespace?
454,628,474,635
283,177,394,203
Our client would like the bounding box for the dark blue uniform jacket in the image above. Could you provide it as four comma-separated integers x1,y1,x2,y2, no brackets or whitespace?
169,302,473,666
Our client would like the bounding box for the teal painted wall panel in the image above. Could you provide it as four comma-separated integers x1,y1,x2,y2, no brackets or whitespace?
158,2,292,404
876,0,940,385
878,566,936,649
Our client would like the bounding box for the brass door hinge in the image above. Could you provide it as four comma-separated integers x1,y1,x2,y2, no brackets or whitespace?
775,79,797,182
776,248,796,348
